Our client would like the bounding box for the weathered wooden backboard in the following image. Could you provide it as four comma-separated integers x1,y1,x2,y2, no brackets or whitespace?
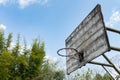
66,4,110,75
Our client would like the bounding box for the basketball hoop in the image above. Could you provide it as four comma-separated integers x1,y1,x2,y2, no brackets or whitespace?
57,48,84,61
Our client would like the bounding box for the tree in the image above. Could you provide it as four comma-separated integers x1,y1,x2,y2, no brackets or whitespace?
0,50,14,80
0,31,4,53
85,68,92,80
27,39,45,79
102,73,112,80
68,68,92,80
93,74,103,80
93,73,113,80
0,31,65,80
35,59,65,80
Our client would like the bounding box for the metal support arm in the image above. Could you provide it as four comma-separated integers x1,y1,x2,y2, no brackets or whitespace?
102,54,120,75
89,61,113,67
110,46,120,52
106,27,120,34
102,66,115,80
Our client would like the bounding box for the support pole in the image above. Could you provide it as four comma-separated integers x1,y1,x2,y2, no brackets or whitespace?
89,61,113,67
102,54,120,75
111,46,120,52
102,66,115,80
106,27,120,34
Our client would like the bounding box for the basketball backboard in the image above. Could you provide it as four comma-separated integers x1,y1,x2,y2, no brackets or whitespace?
66,4,110,75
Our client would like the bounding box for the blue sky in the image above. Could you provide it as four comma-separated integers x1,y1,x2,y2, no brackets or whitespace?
0,0,120,74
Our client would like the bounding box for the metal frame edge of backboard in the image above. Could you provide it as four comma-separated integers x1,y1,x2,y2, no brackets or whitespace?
66,4,110,75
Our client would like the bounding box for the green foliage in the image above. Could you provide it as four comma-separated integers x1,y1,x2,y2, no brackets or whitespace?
0,31,65,80
85,68,92,80
28,39,45,78
0,50,14,80
35,59,65,80
69,68,92,80
69,69,113,80
0,31,4,52
93,74,103,80
93,73,113,80
102,73,113,80
53,70,65,80
5,33,12,50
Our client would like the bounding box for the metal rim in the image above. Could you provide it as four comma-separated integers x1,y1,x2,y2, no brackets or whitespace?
57,48,78,57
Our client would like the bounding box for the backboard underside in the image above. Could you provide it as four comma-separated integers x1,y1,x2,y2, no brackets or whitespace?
66,4,110,75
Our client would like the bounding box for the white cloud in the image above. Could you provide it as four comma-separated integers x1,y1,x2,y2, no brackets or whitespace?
18,0,49,9
106,10,120,27
0,24,6,31
0,0,8,5
110,11,120,22
0,0,49,9
45,55,59,62
0,0,16,5
18,0,38,9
